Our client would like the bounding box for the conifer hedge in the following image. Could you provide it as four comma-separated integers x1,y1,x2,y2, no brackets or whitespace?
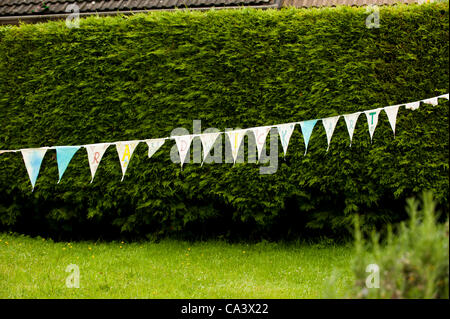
0,3,448,240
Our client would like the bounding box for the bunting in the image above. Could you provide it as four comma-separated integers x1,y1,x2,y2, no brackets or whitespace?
55,146,81,183
21,148,47,191
276,123,296,157
321,116,340,152
86,143,110,183
174,135,193,168
0,92,446,190
364,108,381,142
384,105,400,137
300,120,318,155
251,127,271,161
343,112,361,146
226,130,247,164
145,139,165,159
200,132,221,164
116,141,139,181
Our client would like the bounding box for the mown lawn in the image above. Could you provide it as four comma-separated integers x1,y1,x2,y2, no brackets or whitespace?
0,232,354,298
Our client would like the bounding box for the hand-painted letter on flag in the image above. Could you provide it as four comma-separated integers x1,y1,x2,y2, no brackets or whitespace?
21,147,47,191
200,132,221,164
86,143,110,183
226,130,247,164
174,135,193,168
300,120,317,155
364,109,381,142
55,146,81,183
276,123,295,157
343,112,361,146
384,105,400,137
145,139,165,159
116,141,140,181
251,126,271,161
321,116,340,151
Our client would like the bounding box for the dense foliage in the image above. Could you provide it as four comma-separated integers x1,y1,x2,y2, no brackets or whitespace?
0,4,448,240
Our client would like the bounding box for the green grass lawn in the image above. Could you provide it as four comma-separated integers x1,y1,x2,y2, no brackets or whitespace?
0,232,354,298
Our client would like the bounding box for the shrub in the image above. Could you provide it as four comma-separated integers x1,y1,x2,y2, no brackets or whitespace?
352,191,449,298
0,4,448,240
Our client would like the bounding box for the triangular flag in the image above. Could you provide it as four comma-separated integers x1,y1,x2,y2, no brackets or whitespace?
343,112,361,146
116,141,140,181
299,120,318,155
404,101,420,110
86,143,110,183
321,116,340,151
21,147,47,191
364,109,381,142
422,97,438,106
145,138,165,159
276,123,295,156
200,132,221,164
251,126,271,161
174,135,193,168
226,130,247,163
384,105,400,137
438,93,449,100
55,146,80,183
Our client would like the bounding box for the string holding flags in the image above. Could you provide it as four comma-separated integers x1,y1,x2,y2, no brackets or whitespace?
0,93,448,190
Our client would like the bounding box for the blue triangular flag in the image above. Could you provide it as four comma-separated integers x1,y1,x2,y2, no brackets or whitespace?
56,146,81,183
21,148,48,191
300,119,318,155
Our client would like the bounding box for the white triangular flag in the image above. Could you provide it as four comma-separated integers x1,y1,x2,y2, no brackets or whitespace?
343,112,361,146
145,138,165,158
251,126,271,161
226,130,247,164
364,108,381,142
276,123,295,156
86,143,110,183
21,147,48,191
422,97,438,106
438,93,449,100
116,141,140,181
174,135,193,168
321,116,340,151
200,132,221,164
384,105,400,137
405,101,420,110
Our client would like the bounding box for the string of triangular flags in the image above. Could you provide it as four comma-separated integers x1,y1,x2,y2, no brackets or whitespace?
0,93,448,191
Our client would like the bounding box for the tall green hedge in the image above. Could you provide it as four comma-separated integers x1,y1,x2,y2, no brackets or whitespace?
0,4,448,240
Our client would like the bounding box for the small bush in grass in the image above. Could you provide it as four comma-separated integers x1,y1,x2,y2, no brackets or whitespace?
352,191,449,299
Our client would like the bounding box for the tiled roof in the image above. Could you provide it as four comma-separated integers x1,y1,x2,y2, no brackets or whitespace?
0,0,278,17
282,0,418,7
0,0,422,24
